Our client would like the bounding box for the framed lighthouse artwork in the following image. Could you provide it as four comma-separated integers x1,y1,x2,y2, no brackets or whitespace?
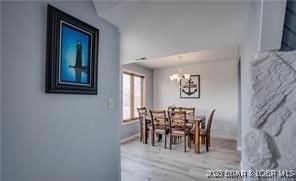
180,75,200,99
46,5,99,94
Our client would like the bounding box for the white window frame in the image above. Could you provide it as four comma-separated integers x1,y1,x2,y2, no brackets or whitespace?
122,69,146,125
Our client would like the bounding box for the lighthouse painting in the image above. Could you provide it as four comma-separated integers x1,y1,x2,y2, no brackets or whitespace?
46,5,99,94
60,23,91,85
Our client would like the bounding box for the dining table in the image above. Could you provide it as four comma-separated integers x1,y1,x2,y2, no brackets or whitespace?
189,115,206,154
142,114,206,154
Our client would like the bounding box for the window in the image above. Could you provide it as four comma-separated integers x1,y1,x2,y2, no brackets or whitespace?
122,71,145,123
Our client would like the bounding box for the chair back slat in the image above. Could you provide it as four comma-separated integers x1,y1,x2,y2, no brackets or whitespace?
174,107,183,112
206,109,216,133
168,111,186,130
181,107,195,116
150,110,167,129
168,107,195,115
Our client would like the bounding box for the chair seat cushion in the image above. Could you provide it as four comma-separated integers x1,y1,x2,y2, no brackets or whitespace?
172,131,185,135
171,127,191,135
155,125,168,129
171,126,189,131
154,125,169,133
155,129,168,133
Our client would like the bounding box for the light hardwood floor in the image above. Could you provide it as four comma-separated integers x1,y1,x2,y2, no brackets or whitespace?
121,137,241,181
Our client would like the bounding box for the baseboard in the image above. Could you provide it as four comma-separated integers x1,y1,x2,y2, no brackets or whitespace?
240,161,243,170
120,134,240,147
211,135,242,151
241,161,247,181
211,134,237,141
120,133,140,144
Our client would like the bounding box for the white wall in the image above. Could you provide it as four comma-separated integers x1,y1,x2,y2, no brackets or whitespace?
1,1,120,181
153,60,238,140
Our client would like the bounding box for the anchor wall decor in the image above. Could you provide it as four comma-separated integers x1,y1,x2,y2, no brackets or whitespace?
180,75,200,99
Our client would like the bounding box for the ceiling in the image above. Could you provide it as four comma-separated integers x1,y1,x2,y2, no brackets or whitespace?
93,1,249,64
135,45,238,69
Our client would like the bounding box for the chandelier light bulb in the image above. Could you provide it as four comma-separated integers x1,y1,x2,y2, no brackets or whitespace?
169,75,174,80
173,74,178,79
184,74,190,79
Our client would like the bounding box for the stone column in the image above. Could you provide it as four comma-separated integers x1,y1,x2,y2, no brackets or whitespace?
243,51,296,179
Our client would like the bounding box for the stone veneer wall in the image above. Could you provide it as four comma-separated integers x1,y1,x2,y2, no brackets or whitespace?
244,51,296,175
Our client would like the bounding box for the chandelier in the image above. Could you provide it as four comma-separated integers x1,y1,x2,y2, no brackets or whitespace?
169,56,191,82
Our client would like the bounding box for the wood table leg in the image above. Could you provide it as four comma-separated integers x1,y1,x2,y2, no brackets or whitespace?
195,121,200,154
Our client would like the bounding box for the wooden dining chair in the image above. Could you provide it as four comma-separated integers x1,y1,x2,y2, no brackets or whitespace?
198,109,216,152
150,110,169,149
167,107,183,143
181,107,195,127
168,111,191,152
181,107,205,129
137,107,151,143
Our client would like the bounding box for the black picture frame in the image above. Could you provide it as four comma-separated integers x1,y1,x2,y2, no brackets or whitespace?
46,5,99,94
180,75,200,99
